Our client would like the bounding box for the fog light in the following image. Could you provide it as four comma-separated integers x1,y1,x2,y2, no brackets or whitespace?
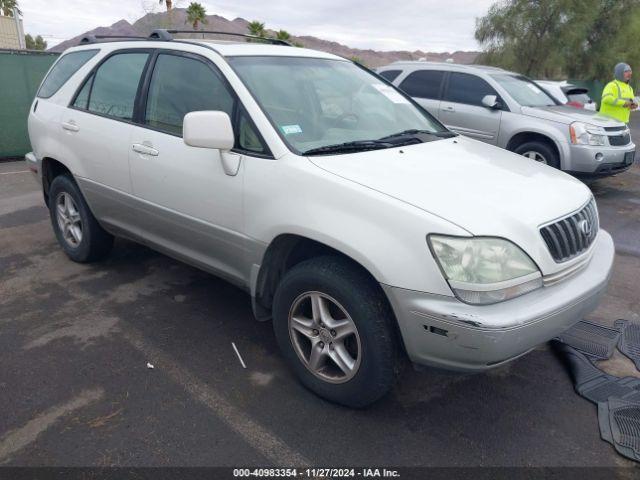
595,153,604,162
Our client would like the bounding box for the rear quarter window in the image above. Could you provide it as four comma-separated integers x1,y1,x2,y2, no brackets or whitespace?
378,70,402,82
37,49,99,99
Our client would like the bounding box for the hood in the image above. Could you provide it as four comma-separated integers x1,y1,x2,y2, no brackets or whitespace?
522,105,625,127
308,136,591,240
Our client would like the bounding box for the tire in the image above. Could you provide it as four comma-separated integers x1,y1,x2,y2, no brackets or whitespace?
272,256,399,407
48,174,114,262
514,141,560,169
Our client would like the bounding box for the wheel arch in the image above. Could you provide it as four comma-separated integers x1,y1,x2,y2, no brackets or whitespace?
506,131,564,168
255,232,391,307
252,233,409,357
252,234,379,316
41,157,72,206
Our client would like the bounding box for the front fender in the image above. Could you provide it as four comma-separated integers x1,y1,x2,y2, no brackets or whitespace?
499,117,571,169
244,155,467,296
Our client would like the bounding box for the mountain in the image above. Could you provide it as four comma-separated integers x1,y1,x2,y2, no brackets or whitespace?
51,10,479,67
50,19,140,53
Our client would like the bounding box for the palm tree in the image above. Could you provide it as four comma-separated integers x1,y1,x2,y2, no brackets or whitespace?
0,0,21,17
185,2,208,31
247,21,266,38
275,30,290,42
158,0,172,11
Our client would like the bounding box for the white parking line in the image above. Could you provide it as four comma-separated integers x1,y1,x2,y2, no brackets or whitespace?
123,327,310,467
0,170,30,175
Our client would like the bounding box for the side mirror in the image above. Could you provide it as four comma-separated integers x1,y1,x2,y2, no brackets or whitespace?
183,111,234,150
481,94,501,110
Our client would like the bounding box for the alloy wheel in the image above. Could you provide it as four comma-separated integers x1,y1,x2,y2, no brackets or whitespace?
288,291,362,384
55,192,83,248
522,150,548,164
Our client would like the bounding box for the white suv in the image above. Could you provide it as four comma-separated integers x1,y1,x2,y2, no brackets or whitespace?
27,31,614,407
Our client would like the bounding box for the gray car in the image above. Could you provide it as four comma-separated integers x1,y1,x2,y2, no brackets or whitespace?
378,62,636,177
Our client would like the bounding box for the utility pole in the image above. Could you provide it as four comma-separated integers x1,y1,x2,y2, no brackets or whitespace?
13,7,26,49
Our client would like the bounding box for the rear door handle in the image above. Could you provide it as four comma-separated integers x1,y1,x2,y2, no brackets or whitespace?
132,143,159,156
443,105,456,112
61,121,79,132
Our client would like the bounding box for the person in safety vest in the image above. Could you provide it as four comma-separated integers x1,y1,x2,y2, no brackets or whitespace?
600,62,637,123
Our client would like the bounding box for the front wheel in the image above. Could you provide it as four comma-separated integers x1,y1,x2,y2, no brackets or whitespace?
514,141,560,169
272,256,399,407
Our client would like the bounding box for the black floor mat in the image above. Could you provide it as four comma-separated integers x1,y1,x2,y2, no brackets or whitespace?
555,343,640,403
555,320,620,359
615,319,640,370
599,397,640,462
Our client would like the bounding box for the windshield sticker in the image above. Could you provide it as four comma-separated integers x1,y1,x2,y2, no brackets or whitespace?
281,124,303,135
372,84,410,104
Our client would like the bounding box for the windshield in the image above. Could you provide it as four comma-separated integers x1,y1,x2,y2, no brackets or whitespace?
228,56,448,154
492,74,557,107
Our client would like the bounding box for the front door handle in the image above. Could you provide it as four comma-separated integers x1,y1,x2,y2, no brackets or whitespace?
62,120,79,132
132,143,159,156
443,105,456,112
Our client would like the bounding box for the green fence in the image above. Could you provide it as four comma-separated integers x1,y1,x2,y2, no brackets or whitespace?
0,49,59,159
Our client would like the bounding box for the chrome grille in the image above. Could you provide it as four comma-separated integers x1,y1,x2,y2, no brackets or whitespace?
540,199,599,262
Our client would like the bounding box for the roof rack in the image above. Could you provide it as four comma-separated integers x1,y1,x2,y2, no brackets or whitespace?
154,29,291,46
79,29,291,46
80,34,148,44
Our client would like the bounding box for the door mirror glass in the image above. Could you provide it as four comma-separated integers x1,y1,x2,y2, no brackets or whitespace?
183,111,235,150
482,94,500,109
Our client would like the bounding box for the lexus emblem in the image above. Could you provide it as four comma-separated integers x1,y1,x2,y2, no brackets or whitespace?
579,219,592,237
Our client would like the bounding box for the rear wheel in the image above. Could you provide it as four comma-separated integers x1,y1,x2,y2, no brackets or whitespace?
49,174,114,262
514,141,560,169
272,256,399,407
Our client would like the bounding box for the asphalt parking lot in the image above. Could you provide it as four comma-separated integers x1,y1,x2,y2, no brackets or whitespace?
1,119,640,471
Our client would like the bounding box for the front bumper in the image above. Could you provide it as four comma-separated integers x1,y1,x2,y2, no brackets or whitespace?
383,230,615,372
567,142,635,175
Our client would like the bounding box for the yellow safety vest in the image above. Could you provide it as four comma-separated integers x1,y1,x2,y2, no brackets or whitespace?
600,79,635,123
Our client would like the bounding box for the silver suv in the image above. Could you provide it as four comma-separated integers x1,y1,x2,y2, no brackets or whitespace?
378,62,636,177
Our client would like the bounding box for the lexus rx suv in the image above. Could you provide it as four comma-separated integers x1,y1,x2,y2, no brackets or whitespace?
27,32,614,407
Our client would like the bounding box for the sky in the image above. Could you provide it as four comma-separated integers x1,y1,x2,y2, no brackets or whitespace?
19,0,496,52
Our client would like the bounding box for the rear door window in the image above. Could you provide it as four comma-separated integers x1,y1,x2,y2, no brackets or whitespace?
443,72,498,106
37,49,98,98
398,70,445,99
85,52,149,121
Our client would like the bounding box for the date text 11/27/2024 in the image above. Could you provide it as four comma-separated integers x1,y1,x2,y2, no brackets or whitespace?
232,468,400,478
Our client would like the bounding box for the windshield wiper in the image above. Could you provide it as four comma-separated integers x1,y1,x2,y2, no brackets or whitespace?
303,140,394,156
378,129,458,141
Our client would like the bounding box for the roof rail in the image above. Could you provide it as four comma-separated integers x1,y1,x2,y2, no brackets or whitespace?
152,29,291,46
79,34,148,44
79,30,292,46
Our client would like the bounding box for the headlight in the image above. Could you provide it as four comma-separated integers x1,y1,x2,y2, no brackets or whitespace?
570,122,606,146
428,235,542,305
